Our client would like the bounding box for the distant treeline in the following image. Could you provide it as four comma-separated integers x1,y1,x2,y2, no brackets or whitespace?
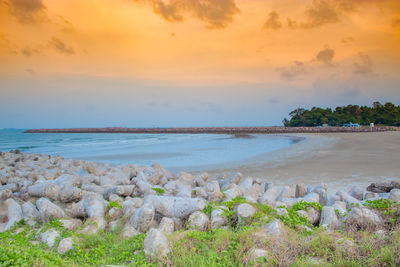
283,102,400,127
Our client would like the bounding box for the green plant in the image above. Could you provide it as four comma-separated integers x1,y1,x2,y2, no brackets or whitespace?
151,187,165,195
107,201,122,210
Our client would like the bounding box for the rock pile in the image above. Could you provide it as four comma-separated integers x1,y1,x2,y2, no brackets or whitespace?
0,151,398,259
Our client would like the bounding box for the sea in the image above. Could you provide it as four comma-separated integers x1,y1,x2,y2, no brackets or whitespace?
0,129,301,172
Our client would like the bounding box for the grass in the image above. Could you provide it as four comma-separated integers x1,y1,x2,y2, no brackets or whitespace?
0,220,150,267
163,226,400,267
0,198,399,266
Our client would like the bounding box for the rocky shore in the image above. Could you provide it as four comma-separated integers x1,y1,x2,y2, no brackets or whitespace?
0,150,399,265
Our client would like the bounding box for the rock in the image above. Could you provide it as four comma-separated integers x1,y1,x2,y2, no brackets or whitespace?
177,172,194,187
53,174,79,187
204,181,223,202
36,198,65,223
332,201,347,217
276,186,292,201
108,207,123,221
313,187,328,205
176,184,192,198
134,179,153,196
58,237,74,254
144,228,170,259
0,198,24,232
295,184,307,198
123,224,140,238
41,229,60,248
146,196,206,219
122,201,137,217
0,189,12,200
130,197,144,208
58,185,82,203
389,188,400,202
304,207,320,225
349,185,364,201
263,219,285,237
115,185,135,197
223,184,242,201
130,203,155,233
194,187,208,199
83,194,106,226
21,202,40,226
236,203,256,225
336,191,360,209
302,192,320,203
60,219,83,230
28,182,59,201
159,217,174,235
345,207,383,230
238,177,253,192
367,181,400,193
188,211,209,231
320,206,339,230
81,184,104,195
245,184,262,203
258,186,282,206
364,192,378,200
248,248,267,261
211,207,228,229
81,194,106,233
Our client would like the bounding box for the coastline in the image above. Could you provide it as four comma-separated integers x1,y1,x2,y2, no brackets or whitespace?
202,131,400,193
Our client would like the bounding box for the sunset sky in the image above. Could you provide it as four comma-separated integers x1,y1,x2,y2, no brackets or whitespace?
1,0,400,128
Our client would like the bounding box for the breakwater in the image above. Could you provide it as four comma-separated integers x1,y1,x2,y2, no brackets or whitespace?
25,126,399,134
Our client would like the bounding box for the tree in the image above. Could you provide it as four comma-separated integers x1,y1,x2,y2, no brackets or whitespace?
284,102,400,126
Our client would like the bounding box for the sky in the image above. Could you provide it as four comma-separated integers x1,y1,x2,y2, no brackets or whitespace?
0,0,400,128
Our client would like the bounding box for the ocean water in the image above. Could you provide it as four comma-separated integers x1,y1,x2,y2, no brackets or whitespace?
0,129,301,172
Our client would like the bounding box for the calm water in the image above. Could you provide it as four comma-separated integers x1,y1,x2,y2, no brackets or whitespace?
0,130,300,172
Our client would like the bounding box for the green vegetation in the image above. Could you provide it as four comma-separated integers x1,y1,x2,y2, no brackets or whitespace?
107,201,122,210
168,226,400,266
151,187,165,195
364,198,400,226
283,101,400,126
1,202,399,266
0,220,149,267
202,196,320,230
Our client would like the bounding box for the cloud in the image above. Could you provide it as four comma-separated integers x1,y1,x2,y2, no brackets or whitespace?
132,0,240,29
151,1,183,22
21,47,41,57
7,0,46,23
277,61,308,81
287,18,298,29
393,17,400,28
353,53,373,75
263,11,282,30
316,47,335,66
301,0,339,28
49,37,75,55
341,37,354,44
25,68,35,75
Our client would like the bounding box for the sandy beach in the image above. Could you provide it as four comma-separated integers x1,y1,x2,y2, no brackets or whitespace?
204,131,400,192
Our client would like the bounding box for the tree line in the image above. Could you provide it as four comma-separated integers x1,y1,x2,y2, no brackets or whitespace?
283,102,400,127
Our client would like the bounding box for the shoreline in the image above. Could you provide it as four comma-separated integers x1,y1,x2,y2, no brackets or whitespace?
202,131,400,193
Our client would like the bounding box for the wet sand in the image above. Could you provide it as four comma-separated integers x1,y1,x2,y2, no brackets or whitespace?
204,131,400,192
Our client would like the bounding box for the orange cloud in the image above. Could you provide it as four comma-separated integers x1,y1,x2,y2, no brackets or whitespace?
7,0,46,23
49,37,74,55
263,11,282,30
316,48,335,66
132,0,240,29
